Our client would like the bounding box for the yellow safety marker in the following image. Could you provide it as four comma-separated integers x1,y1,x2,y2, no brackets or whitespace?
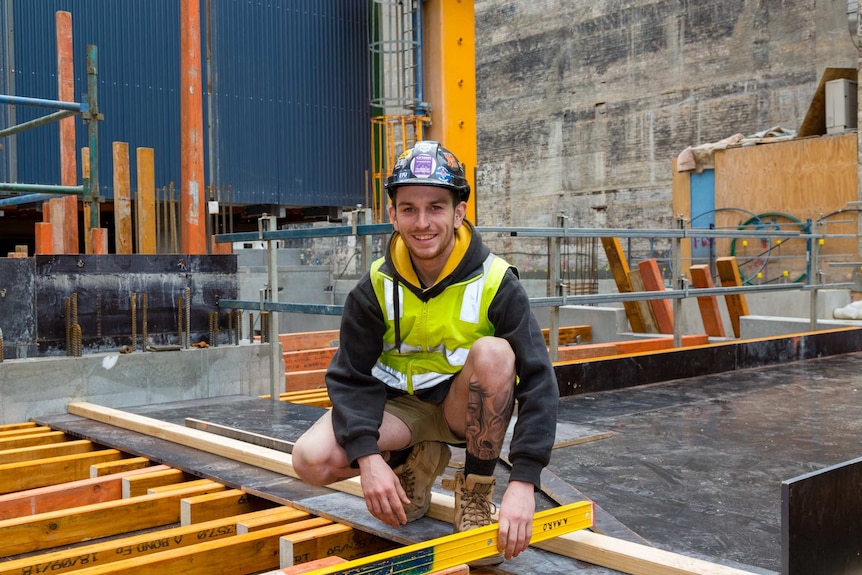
298,501,593,575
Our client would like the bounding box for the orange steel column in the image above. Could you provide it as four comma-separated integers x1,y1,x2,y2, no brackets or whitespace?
423,0,477,223
180,0,206,254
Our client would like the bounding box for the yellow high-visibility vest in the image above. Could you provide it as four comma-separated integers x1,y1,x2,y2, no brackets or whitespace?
370,254,512,394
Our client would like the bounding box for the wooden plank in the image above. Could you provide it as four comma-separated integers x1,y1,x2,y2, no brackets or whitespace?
35,222,53,255
279,330,340,352
0,425,54,439
671,158,692,278
0,422,36,432
637,258,674,334
281,523,396,566
0,465,169,520
136,147,157,254
65,402,760,575
615,334,708,355
236,507,315,534
0,449,123,495
181,488,276,525
46,521,340,575
688,265,726,337
123,468,191,498
271,556,347,575
0,509,322,575
285,369,327,392
148,478,222,495
542,325,592,346
601,236,647,333
283,348,338,372
715,257,749,338
90,456,153,477
0,481,226,557
0,438,96,464
113,141,133,254
0,430,67,451
554,342,619,363
537,529,757,575
628,269,659,334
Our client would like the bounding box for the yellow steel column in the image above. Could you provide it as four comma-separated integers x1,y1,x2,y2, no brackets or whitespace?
423,0,477,222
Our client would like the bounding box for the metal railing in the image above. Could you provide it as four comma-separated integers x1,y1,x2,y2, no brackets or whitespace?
215,213,856,398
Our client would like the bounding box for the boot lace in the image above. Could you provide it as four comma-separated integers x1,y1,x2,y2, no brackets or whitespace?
458,485,497,526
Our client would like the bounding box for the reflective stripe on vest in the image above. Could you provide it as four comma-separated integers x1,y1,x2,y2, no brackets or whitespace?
370,254,512,394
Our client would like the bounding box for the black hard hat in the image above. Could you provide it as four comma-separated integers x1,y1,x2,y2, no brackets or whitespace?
384,141,470,202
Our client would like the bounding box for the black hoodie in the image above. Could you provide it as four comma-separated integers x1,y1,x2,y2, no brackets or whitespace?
326,221,559,488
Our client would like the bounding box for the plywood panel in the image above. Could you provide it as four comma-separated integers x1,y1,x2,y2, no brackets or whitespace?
713,134,857,283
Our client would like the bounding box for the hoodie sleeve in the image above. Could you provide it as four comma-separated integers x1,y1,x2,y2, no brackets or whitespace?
325,273,389,467
488,269,559,488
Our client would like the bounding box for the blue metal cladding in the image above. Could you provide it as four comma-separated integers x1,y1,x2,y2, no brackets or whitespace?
0,0,370,208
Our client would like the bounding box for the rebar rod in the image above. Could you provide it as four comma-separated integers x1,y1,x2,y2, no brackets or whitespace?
130,292,137,352
184,287,191,348
142,293,148,351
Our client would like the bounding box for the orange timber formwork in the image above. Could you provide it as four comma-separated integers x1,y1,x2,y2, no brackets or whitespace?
0,420,488,575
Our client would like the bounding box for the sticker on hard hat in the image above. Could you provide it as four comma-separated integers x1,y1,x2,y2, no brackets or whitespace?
436,167,452,183
410,155,436,178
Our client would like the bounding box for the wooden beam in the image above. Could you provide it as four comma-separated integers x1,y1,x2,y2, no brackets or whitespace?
0,481,226,557
537,529,757,575
272,556,347,575
0,508,321,575
0,438,96,464
90,456,153,477
113,141,133,254
40,521,338,575
281,523,395,567
0,430,67,451
285,369,327,392
136,147,157,254
542,325,592,346
0,449,122,495
688,265,726,337
628,269,659,334
279,330,340,352
601,237,647,332
637,258,674,334
180,489,276,525
0,422,37,432
0,425,54,439
715,257,749,338
236,507,315,534
123,468,191,498
66,403,760,575
147,478,221,495
283,348,337,372
0,465,169,520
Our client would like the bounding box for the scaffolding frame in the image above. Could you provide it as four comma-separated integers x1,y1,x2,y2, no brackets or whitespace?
0,44,102,231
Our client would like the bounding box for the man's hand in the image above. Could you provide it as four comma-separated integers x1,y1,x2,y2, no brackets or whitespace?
357,453,410,527
497,480,535,559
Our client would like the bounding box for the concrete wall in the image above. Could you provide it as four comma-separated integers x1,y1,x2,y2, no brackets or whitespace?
473,1,858,269
0,343,278,425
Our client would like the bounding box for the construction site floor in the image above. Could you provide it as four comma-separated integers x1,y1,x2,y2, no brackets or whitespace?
31,350,862,574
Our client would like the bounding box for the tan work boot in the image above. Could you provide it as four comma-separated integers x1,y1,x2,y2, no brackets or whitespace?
393,441,451,522
450,471,504,566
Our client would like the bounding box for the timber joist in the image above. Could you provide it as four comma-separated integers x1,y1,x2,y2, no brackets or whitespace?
0,424,401,575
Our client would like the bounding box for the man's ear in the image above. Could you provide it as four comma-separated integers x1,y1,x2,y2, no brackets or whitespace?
388,203,399,232
454,201,467,228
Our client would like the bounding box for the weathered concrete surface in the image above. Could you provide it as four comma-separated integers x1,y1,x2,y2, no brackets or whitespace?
0,343,277,425
473,1,857,268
